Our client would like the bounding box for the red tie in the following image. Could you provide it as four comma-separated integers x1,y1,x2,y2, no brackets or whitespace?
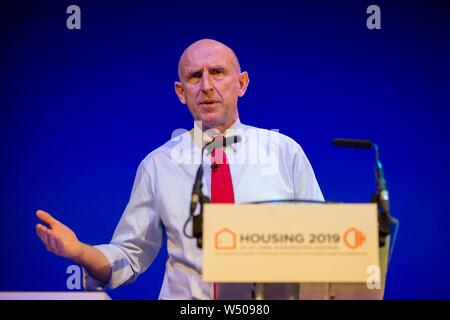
211,136,235,203
210,136,235,300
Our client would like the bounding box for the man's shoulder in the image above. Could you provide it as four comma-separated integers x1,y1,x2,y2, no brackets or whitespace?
140,130,193,166
244,124,303,152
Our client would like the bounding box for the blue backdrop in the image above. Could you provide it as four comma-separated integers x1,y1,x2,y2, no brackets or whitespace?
1,0,449,299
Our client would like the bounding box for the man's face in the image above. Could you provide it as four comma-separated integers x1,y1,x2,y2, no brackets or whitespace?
175,41,249,131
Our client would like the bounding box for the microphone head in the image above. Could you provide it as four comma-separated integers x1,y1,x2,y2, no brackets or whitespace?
226,135,242,145
206,135,242,151
332,138,373,149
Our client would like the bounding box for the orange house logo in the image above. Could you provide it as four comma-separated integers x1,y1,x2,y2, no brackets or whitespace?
215,228,237,250
343,228,366,250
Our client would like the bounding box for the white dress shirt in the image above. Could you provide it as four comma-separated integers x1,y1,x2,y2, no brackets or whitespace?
84,119,324,299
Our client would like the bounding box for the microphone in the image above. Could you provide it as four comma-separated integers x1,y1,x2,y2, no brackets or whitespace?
332,138,373,149
332,138,391,246
186,135,242,248
192,135,241,198
205,135,242,153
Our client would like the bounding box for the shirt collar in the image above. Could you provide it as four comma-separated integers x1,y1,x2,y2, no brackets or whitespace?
189,119,246,153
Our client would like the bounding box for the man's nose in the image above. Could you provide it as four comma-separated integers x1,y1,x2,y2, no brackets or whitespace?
200,74,213,92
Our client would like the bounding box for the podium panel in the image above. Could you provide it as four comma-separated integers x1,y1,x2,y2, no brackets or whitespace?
203,203,379,283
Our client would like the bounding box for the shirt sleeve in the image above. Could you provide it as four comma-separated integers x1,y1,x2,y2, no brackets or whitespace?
83,158,164,290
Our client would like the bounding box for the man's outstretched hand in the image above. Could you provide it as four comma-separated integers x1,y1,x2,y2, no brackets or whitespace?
35,210,83,261
35,209,112,283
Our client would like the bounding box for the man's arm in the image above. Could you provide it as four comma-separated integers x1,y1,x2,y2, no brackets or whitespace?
35,210,111,283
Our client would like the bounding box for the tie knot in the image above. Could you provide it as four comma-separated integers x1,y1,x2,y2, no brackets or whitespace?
211,136,227,169
214,135,225,147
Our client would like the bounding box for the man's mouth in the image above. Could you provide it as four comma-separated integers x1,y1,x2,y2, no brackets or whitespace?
199,100,219,105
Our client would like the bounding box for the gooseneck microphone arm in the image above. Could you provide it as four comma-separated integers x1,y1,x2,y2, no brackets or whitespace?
183,137,215,248
372,143,391,246
183,135,242,249
332,138,392,247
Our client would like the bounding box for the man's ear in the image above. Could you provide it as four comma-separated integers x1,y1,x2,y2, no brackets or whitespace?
238,71,249,97
174,82,186,104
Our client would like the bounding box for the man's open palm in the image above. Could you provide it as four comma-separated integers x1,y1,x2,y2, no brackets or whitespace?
35,210,83,260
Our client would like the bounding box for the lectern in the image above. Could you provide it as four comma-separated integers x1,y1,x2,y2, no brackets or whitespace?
202,202,397,300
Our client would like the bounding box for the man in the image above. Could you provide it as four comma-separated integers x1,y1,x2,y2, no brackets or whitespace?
36,39,324,299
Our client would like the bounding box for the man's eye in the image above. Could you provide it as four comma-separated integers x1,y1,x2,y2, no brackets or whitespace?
211,69,224,75
190,72,202,79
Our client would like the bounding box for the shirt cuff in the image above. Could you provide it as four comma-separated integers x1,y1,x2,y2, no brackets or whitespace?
83,244,135,291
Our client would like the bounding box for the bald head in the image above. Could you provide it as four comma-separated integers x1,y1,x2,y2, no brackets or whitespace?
174,38,249,132
178,39,241,81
